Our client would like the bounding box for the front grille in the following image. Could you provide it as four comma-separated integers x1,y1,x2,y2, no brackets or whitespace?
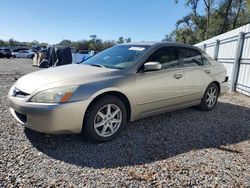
12,88,29,98
15,111,27,123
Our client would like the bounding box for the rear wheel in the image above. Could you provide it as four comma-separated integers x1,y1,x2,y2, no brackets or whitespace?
199,83,219,111
83,95,127,142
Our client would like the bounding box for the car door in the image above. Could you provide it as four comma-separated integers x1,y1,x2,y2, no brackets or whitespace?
179,48,213,105
22,51,29,58
135,47,185,117
18,50,24,58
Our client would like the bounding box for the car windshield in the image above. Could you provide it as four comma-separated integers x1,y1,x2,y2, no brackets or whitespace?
83,45,149,69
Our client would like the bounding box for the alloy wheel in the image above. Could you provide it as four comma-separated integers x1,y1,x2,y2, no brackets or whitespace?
206,87,217,108
94,104,122,137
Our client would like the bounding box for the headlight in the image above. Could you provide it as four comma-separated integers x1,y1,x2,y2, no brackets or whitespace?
29,86,78,103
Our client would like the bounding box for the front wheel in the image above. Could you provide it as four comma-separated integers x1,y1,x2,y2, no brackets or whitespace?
199,83,219,111
83,95,127,142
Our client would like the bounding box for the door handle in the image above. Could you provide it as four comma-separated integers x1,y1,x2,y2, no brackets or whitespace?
173,74,183,79
205,70,211,74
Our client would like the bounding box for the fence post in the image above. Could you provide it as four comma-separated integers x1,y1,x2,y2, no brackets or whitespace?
203,43,206,52
213,39,220,61
230,32,245,91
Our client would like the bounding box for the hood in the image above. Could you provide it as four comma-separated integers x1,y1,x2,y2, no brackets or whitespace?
15,64,115,94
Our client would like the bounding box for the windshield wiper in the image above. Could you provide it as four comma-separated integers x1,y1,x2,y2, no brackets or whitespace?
85,63,122,70
88,64,106,68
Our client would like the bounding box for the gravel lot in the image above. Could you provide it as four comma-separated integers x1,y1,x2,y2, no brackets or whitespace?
0,58,250,187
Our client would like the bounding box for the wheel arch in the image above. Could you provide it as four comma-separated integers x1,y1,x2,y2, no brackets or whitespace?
84,90,132,123
210,81,221,94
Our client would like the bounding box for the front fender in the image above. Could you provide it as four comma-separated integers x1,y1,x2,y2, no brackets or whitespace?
70,75,137,121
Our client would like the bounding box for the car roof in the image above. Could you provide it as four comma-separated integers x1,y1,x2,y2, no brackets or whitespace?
119,41,201,51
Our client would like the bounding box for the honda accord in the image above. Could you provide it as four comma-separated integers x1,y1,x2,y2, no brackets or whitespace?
8,42,229,142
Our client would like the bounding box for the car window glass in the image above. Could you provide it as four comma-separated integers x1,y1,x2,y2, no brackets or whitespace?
181,48,204,67
202,54,211,65
84,45,149,69
146,47,179,69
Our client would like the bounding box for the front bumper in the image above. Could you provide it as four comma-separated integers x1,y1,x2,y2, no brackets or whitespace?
8,91,91,134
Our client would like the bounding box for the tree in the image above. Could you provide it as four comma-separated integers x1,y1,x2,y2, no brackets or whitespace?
59,39,72,47
220,0,234,33
203,0,215,39
72,40,89,51
31,40,39,46
88,35,103,51
169,0,250,44
175,0,215,39
233,0,243,28
125,38,131,43
117,37,125,44
247,0,250,8
70,36,116,51
102,40,116,50
90,35,97,41
185,0,200,17
0,40,5,47
117,37,131,44
40,42,48,47
8,38,17,47
162,31,176,41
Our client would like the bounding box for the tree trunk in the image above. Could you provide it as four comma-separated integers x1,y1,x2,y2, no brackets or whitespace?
233,0,243,29
220,0,233,34
204,0,211,39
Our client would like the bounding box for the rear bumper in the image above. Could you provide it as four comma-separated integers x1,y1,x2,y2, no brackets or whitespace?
8,93,91,134
220,80,230,96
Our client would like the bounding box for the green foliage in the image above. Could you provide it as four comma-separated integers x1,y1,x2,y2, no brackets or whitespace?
0,38,48,48
0,35,131,52
117,37,125,44
59,35,131,51
165,0,250,44
8,38,16,47
71,40,89,51
58,39,72,47
117,37,132,44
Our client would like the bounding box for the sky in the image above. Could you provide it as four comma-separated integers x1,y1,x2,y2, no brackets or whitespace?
0,0,194,44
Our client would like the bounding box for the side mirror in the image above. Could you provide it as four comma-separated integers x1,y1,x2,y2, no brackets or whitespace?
144,62,162,71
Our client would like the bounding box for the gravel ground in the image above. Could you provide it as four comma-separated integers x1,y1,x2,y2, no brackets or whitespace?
0,58,250,187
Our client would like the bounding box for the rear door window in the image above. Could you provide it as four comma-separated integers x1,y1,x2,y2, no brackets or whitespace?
180,48,204,67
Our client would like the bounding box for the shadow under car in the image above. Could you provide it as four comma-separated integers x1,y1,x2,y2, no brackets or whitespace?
25,102,250,169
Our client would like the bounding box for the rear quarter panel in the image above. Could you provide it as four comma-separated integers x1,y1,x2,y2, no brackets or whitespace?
203,53,229,94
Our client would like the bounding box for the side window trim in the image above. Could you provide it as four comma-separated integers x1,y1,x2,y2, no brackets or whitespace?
201,53,211,66
177,47,184,67
178,47,205,68
142,46,181,70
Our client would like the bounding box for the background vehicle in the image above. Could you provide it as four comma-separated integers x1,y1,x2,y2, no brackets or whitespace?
13,48,29,53
8,42,229,142
0,48,12,58
72,50,98,64
14,50,35,59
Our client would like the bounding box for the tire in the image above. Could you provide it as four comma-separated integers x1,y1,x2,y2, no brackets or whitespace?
6,55,11,59
83,95,127,142
199,83,219,111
